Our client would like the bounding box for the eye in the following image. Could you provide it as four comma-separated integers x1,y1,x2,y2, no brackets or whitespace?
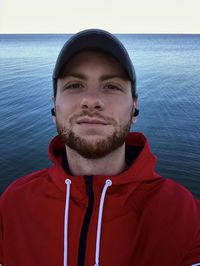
104,84,121,91
65,83,83,90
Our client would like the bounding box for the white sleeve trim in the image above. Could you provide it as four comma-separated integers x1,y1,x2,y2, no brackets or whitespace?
191,263,200,266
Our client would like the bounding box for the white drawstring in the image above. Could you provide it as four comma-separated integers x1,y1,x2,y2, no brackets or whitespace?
64,179,71,266
63,178,112,266
94,179,112,266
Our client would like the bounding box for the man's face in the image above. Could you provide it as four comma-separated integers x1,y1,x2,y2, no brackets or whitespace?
53,50,137,159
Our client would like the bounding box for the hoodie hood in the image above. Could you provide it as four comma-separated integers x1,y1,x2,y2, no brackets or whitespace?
48,132,160,193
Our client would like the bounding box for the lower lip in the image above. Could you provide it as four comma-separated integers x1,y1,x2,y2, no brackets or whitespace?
78,123,107,127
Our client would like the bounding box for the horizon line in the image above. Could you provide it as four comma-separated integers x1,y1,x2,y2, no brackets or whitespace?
1,32,200,35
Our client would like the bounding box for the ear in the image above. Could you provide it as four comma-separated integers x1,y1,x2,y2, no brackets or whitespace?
52,97,56,124
131,98,138,124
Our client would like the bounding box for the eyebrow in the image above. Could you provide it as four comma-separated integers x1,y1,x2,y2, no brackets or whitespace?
64,73,128,81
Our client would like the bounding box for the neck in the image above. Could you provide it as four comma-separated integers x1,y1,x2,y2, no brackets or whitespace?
65,144,127,176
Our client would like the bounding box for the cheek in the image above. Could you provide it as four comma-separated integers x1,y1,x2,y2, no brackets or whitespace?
107,98,133,119
55,95,79,115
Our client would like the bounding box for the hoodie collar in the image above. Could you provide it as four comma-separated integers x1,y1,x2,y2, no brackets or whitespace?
48,132,159,194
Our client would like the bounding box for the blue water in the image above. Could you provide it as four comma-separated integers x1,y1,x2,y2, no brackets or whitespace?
0,34,200,198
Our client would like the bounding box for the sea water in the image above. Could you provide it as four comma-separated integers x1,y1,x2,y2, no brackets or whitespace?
0,34,200,198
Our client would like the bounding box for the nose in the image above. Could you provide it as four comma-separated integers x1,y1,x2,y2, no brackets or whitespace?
80,91,104,111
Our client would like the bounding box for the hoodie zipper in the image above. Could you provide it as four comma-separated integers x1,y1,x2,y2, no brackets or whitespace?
77,175,94,266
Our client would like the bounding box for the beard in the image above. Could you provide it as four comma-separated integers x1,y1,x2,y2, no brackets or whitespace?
56,113,132,159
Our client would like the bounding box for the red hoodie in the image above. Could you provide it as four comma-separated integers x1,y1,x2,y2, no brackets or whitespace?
1,132,200,266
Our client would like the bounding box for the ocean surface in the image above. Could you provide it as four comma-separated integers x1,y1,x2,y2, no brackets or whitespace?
0,34,200,198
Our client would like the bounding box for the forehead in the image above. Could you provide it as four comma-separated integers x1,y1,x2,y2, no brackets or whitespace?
58,49,130,80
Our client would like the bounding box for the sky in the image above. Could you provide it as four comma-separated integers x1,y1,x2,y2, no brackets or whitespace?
1,0,200,34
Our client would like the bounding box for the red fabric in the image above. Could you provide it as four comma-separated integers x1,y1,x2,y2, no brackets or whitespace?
1,132,200,265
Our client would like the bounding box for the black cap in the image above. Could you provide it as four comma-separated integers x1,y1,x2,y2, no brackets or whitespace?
53,28,136,85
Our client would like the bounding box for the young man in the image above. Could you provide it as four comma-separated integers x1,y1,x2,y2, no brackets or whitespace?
0,29,200,266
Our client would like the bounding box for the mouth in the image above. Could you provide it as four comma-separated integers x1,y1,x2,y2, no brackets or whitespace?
76,116,109,126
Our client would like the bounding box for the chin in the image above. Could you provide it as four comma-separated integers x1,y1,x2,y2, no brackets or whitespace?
74,125,113,136
79,134,111,143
